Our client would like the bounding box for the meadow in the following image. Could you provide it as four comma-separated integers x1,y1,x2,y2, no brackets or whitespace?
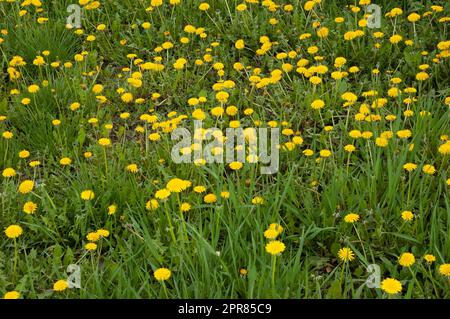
0,0,449,299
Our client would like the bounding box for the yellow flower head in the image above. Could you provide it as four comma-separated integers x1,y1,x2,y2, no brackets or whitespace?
23,201,37,214
154,267,171,281
229,161,243,170
155,188,171,200
311,99,325,110
422,164,436,175
235,39,245,50
86,232,100,242
3,291,20,299
319,149,332,158
194,186,206,193
204,193,217,204
401,210,414,221
2,167,16,178
199,2,210,11
344,213,360,223
60,157,72,165
424,254,436,264
407,13,420,23
5,225,23,239
166,178,191,192
264,229,279,239
97,229,110,237
85,242,97,251
252,196,264,205
397,130,412,139
381,278,402,294
438,142,450,155
403,163,417,172
146,199,159,211
338,247,355,262
126,164,138,173
399,252,415,267
18,180,34,194
389,34,403,44
439,264,450,277
98,138,111,146
220,191,230,199
265,240,286,255
53,280,69,292
80,190,95,201
180,202,191,212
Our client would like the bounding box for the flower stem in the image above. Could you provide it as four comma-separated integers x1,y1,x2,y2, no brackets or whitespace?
164,202,177,243
353,224,367,261
271,255,277,287
13,238,18,282
409,267,424,296
176,194,188,242
162,282,169,299
103,147,108,176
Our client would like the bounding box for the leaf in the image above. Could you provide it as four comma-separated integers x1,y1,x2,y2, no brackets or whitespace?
77,127,86,146
0,98,7,114
383,232,422,244
53,244,63,266
326,279,342,299
63,247,74,265
330,242,341,256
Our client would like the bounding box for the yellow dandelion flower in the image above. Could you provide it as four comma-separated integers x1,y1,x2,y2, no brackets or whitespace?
344,213,360,223
5,225,23,239
80,190,95,201
338,247,355,262
2,167,16,178
86,232,100,242
126,164,138,173
23,201,37,214
108,204,117,215
264,229,278,240
85,242,97,251
59,157,72,165
180,202,191,212
98,138,111,146
229,161,243,170
199,2,210,11
53,280,69,292
166,178,191,192
265,240,286,255
146,199,159,211
3,291,20,299
401,211,414,221
154,268,171,281
403,163,417,172
439,264,450,276
18,180,34,194
203,193,217,204
422,164,436,175
155,188,171,200
424,254,436,264
97,229,110,237
381,278,402,294
398,252,415,267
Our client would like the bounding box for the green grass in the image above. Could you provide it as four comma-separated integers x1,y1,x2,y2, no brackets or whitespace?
0,0,449,299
